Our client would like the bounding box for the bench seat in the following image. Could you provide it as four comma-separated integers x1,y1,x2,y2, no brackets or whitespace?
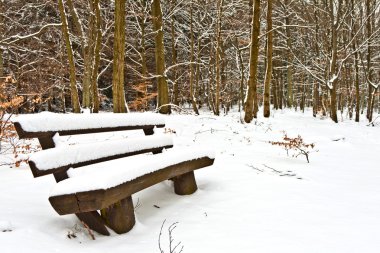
49,147,215,215
29,135,174,177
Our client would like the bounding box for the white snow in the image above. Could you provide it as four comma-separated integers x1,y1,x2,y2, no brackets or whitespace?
13,112,165,132
0,221,12,232
1,109,380,253
30,135,174,171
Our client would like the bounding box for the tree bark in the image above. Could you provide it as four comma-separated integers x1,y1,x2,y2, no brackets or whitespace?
366,0,373,122
215,0,224,116
112,0,127,113
263,0,273,118
170,0,178,106
189,2,199,115
328,0,341,123
91,0,101,113
138,0,148,111
58,0,81,113
82,1,96,109
244,0,261,123
285,0,293,108
152,0,170,114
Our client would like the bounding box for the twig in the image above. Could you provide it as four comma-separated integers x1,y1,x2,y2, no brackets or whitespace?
158,220,166,253
154,104,195,115
134,198,141,210
367,115,380,127
262,164,282,173
80,221,95,240
246,164,263,172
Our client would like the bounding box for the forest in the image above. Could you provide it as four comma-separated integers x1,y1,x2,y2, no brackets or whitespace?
1,1,380,251
0,0,378,123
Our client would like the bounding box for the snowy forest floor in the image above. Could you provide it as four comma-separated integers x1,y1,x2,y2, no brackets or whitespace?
1,108,380,253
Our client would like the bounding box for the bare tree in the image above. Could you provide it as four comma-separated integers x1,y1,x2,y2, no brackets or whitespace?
244,0,261,123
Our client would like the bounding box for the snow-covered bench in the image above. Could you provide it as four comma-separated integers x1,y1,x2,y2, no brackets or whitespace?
14,112,215,236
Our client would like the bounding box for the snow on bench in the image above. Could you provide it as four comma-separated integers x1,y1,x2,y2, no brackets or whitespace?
49,147,215,211
13,112,215,236
29,135,173,177
13,112,165,150
14,112,165,134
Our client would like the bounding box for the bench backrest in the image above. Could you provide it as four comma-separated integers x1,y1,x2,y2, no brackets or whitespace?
14,112,165,149
13,112,170,181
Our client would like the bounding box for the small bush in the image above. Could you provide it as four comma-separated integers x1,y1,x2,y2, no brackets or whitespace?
269,132,315,163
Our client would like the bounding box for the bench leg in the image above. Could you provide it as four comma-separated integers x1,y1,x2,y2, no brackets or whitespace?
173,171,198,195
76,211,110,236
100,196,135,234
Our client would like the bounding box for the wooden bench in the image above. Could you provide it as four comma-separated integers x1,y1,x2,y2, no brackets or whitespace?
14,112,215,235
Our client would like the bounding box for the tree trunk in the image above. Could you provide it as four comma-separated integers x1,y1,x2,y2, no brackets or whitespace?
139,1,148,111
189,2,199,115
273,71,278,110
58,0,81,113
91,0,101,113
285,0,293,108
170,0,178,106
244,0,261,123
0,2,3,78
235,37,245,112
82,1,96,109
312,1,319,117
366,0,373,122
112,0,127,113
215,0,224,116
0,48,3,78
263,0,273,118
152,0,170,114
328,0,341,123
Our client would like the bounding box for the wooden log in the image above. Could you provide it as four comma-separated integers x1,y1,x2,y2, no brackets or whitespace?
100,196,135,234
53,171,110,236
49,157,214,215
173,171,198,195
76,211,110,236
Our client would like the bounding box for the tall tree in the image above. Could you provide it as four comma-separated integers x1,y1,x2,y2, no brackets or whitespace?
366,0,374,122
58,0,81,113
152,0,170,114
170,0,179,106
112,0,127,113
328,0,342,123
215,0,224,116
91,0,102,113
284,0,293,108
244,0,261,123
0,1,3,78
189,1,200,115
263,0,273,118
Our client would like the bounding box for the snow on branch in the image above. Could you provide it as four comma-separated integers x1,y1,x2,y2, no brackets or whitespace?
0,23,62,46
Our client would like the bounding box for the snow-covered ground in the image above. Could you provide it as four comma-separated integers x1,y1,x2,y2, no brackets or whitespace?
1,109,379,253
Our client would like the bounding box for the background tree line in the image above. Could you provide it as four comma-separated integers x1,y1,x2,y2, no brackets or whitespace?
0,0,379,123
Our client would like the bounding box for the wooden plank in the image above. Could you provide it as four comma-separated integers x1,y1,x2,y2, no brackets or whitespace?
29,145,173,177
49,157,214,215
